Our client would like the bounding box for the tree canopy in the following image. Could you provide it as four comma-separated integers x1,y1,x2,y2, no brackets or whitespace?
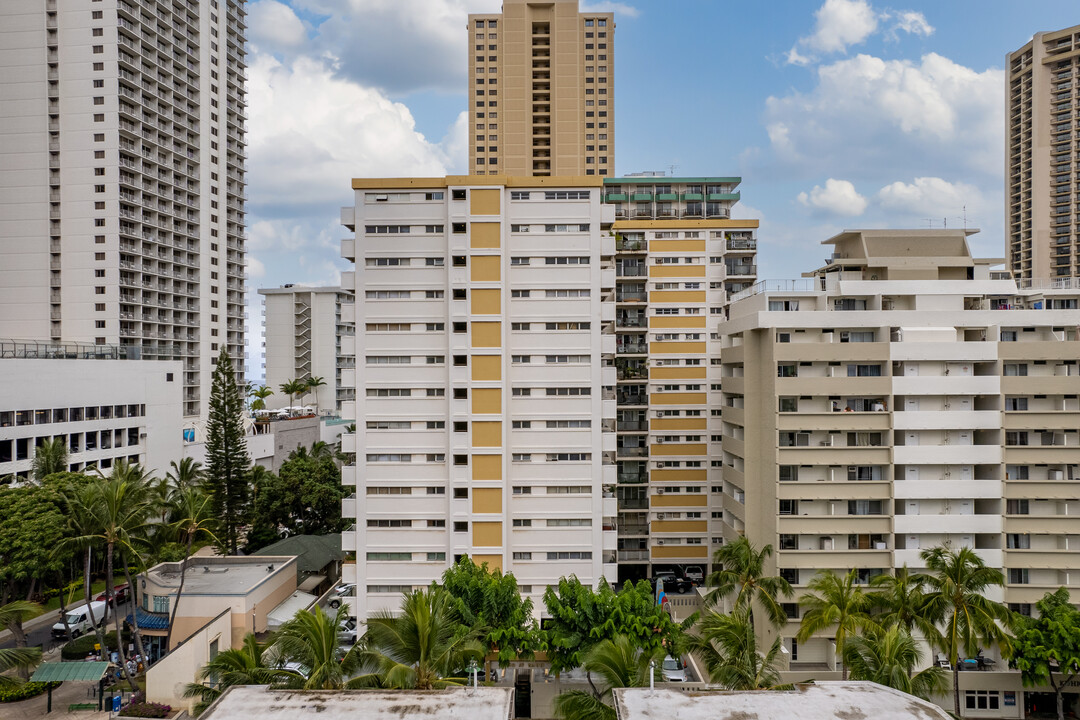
1013,588,1080,720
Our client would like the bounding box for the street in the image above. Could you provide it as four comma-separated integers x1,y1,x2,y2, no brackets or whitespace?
0,600,134,652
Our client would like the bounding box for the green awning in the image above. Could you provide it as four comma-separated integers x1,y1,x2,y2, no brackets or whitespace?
31,661,113,683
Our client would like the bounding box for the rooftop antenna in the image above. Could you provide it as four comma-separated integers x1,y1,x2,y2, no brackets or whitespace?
668,163,678,177
963,205,968,229
923,218,935,228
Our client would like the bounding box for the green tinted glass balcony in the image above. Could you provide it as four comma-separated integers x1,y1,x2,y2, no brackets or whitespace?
631,192,653,202
656,193,677,201
680,193,703,201
604,193,628,202
707,192,740,202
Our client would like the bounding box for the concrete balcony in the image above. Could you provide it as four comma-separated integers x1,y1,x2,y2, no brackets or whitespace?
892,375,1001,396
893,513,1002,534
341,524,357,552
893,445,1002,465
893,410,1000,431
893,479,1002,499
778,515,890,534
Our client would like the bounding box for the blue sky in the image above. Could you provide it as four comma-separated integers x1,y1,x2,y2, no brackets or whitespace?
240,0,1079,376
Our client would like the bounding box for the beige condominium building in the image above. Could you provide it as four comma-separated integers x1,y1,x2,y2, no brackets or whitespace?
338,176,619,618
259,285,356,412
1007,23,1080,280
602,175,757,581
468,0,613,177
0,0,248,419
719,229,1080,668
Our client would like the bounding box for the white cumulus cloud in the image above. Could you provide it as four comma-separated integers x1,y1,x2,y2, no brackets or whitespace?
248,0,309,50
890,10,934,37
877,177,983,220
798,179,868,216
805,0,878,53
580,1,640,18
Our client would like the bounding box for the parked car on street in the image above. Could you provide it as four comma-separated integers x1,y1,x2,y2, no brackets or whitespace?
683,566,704,585
96,583,130,606
52,600,109,639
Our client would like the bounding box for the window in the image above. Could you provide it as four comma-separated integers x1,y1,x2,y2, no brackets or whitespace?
1004,363,1028,376
777,364,797,378
1006,533,1031,549
453,488,469,499
511,191,530,200
847,364,882,377
1006,499,1029,514
779,466,798,482
1005,396,1028,411
779,500,798,515
367,552,411,561
513,552,532,560
513,518,532,527
779,534,798,550
543,190,590,200
453,521,469,532
367,519,412,528
547,551,591,560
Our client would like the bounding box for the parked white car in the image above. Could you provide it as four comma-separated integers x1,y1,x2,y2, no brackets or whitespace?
328,583,355,610
661,655,687,682
52,600,109,639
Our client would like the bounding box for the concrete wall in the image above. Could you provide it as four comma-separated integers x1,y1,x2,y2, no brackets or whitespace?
146,609,231,712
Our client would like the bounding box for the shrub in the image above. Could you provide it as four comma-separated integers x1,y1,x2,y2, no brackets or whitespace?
61,630,119,660
118,701,171,718
0,682,61,703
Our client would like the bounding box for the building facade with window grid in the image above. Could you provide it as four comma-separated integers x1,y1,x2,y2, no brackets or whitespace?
719,228,1080,669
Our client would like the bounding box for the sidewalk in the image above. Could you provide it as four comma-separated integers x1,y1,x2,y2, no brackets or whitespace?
2,647,111,720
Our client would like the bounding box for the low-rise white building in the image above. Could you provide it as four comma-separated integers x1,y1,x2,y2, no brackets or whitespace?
0,339,182,480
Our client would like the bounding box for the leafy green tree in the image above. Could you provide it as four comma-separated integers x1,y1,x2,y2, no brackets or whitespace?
797,568,876,680
921,546,1014,716
359,587,485,689
245,448,345,551
868,565,941,643
553,634,661,720
691,609,789,690
31,438,69,482
272,605,364,690
542,576,689,681
1012,588,1080,720
705,536,792,628
204,349,251,555
184,633,299,716
843,624,948,700
164,486,219,649
439,556,539,668
0,484,68,606
0,601,42,684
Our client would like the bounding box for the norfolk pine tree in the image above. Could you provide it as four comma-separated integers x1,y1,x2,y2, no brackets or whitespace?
204,349,251,554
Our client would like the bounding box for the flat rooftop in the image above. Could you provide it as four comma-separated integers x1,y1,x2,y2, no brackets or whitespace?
202,686,514,720
614,682,951,720
147,557,295,596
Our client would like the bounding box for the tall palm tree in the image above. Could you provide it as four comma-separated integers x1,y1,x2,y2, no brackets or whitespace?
166,458,204,491
304,376,326,414
164,486,219,650
0,601,43,684
921,546,1014,716
868,565,941,643
796,569,875,680
272,605,366,690
843,625,948,700
553,635,661,720
279,379,305,411
250,385,274,411
691,609,789,691
31,438,68,482
60,483,110,662
704,537,792,628
359,587,485,689
184,633,300,716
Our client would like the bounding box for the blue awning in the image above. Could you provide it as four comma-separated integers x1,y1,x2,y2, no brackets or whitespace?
126,610,169,630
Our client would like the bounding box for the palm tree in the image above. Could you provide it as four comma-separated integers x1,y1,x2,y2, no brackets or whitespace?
166,458,204,490
843,625,948,700
250,385,274,411
184,633,300,716
271,605,366,690
796,569,875,680
31,438,68,482
553,635,660,720
163,486,219,650
691,609,789,690
704,537,792,628
0,601,43,684
359,587,485,689
868,565,941,643
279,379,305,412
304,376,326,414
60,483,110,661
921,546,1013,716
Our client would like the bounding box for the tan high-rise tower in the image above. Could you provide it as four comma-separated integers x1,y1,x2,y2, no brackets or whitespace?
468,0,614,177
1006,24,1080,280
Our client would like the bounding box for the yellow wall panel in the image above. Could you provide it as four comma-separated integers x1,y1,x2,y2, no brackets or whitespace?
473,421,503,448
650,265,706,278
650,392,707,405
471,355,502,381
470,189,501,216
471,288,501,314
472,454,503,480
651,545,709,559
651,443,708,456
651,417,708,431
651,341,707,353
650,291,707,303
652,520,708,533
472,554,502,572
472,388,502,414
472,321,502,347
650,367,707,380
650,468,707,483
471,256,501,282
473,488,502,514
473,521,503,547
470,222,501,249
648,317,707,329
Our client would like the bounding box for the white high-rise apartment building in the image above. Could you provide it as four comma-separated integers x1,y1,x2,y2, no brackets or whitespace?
0,0,248,419
719,229,1080,668
338,176,619,618
259,285,355,412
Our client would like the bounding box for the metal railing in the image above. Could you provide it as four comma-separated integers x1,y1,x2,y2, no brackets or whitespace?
0,339,140,360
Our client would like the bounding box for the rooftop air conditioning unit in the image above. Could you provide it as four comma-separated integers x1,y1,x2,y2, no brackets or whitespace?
656,539,665,545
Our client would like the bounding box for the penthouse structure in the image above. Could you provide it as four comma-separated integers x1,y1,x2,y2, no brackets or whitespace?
719,229,1080,666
